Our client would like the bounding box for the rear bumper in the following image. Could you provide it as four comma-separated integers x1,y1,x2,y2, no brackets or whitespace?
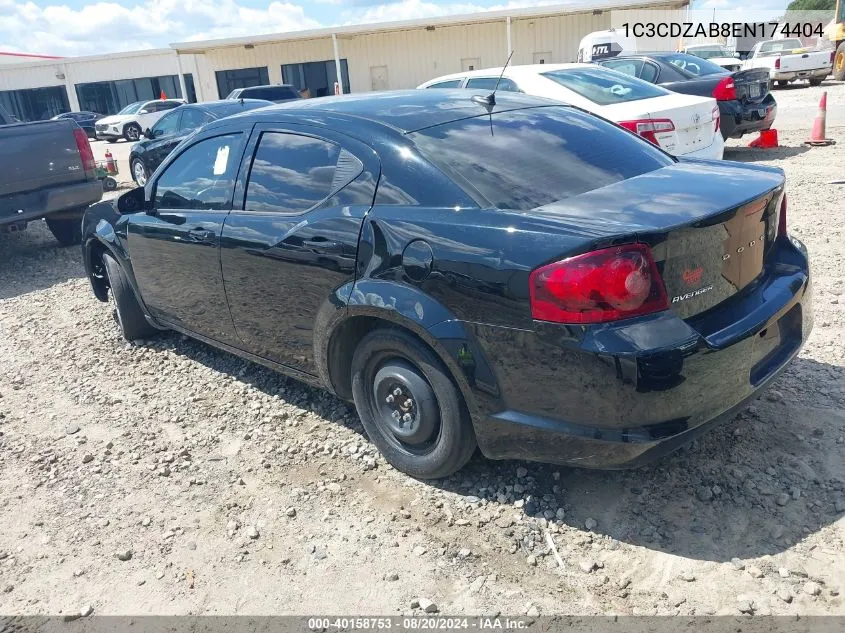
772,68,830,81
720,96,777,139
679,133,724,160
471,237,812,469
1,179,102,226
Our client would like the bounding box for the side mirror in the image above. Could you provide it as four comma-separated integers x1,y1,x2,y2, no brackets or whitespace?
144,128,155,139
138,109,149,115
733,51,740,58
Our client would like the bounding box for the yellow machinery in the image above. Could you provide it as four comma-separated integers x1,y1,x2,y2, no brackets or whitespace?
826,0,845,80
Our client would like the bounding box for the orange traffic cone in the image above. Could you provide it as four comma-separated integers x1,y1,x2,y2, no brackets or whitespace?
805,91,835,146
104,149,117,174
748,128,778,148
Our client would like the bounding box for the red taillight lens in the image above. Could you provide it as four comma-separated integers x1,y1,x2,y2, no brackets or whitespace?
774,58,781,69
73,127,96,174
529,243,669,324
712,76,736,101
778,193,787,238
619,118,675,146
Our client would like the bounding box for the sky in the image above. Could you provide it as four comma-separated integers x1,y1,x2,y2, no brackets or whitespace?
0,0,794,57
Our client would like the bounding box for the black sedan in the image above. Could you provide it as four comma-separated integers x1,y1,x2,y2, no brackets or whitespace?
128,99,270,186
51,111,103,139
81,90,811,478
599,53,776,140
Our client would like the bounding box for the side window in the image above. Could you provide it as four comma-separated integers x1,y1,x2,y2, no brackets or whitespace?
154,133,243,211
138,102,154,114
158,101,180,111
601,59,642,79
180,108,213,131
151,110,181,136
245,132,361,214
427,79,463,88
465,77,520,91
639,62,659,83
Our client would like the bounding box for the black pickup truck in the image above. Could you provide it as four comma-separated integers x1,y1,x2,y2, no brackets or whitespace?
1,107,102,246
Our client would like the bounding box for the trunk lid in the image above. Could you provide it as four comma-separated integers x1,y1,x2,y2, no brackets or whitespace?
604,93,717,156
732,68,770,103
526,159,785,319
0,120,86,199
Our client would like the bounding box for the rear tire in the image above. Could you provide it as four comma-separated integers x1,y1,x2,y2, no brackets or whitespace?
45,217,82,247
351,328,476,479
102,252,158,341
124,123,141,142
833,42,845,82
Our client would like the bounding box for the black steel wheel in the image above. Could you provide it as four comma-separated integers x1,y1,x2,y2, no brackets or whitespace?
351,328,476,479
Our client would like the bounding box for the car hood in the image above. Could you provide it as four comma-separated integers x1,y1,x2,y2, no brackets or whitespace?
97,115,133,125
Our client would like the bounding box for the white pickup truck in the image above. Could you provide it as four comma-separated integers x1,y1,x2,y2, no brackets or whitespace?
744,38,833,87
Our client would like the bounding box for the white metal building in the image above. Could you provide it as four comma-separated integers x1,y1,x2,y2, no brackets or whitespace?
0,0,687,121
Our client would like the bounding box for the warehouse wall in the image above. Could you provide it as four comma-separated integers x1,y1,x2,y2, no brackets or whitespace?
187,6,686,96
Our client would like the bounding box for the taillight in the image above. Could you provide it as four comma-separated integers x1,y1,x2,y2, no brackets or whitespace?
529,243,669,324
712,104,720,134
778,193,787,238
712,76,736,101
774,58,781,69
618,118,675,146
73,127,96,174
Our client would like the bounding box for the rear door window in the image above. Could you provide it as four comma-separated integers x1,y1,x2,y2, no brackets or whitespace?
411,106,673,211
541,67,669,105
244,132,362,214
426,79,463,88
465,77,521,91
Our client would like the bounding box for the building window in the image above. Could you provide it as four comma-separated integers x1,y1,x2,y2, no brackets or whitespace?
282,59,350,98
0,86,70,121
215,67,270,98
75,75,183,115
183,73,197,103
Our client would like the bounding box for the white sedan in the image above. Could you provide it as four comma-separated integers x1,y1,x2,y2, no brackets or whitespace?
418,63,724,160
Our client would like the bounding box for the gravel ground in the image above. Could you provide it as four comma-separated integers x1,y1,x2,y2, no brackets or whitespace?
1,110,844,617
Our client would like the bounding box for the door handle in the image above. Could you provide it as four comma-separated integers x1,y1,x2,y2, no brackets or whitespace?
303,239,344,254
187,228,216,243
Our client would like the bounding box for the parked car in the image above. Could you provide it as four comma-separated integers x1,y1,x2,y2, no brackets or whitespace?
95,99,185,142
598,53,776,140
225,84,301,103
129,99,271,186
418,64,724,159
1,117,101,245
743,38,833,87
51,111,103,139
81,90,811,478
684,44,742,72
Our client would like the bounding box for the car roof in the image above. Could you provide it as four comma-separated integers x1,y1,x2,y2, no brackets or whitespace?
239,84,297,90
214,89,565,134
195,99,269,111
420,63,593,85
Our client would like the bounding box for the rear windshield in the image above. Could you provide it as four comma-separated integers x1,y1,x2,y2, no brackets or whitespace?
662,53,727,77
244,86,299,100
688,46,730,59
541,67,669,105
411,106,674,211
759,39,804,53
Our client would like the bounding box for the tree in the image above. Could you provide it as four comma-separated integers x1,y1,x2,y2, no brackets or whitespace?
786,0,835,11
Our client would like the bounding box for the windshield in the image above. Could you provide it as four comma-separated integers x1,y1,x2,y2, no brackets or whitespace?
759,39,804,53
117,101,144,115
226,89,242,99
663,53,728,77
688,46,730,59
411,106,673,211
541,67,668,105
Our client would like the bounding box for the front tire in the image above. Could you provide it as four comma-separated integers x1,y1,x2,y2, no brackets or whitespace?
351,328,476,479
102,252,158,341
833,42,845,82
124,123,141,142
45,217,82,247
131,158,148,186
